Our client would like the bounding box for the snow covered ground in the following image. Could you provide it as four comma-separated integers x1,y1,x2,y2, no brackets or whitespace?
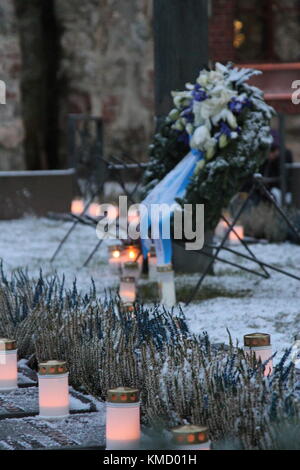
0,216,299,361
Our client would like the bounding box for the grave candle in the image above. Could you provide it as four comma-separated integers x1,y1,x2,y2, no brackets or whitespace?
106,387,140,450
229,225,244,243
0,338,18,391
171,425,210,450
38,361,70,419
119,277,136,303
108,245,123,274
244,333,273,376
157,264,176,308
148,246,157,281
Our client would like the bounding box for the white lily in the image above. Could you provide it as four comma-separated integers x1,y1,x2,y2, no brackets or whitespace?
190,125,211,150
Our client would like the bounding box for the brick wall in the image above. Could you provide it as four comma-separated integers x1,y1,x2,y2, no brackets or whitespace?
209,0,235,63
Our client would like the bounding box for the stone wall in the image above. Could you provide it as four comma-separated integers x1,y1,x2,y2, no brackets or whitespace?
0,0,25,170
0,0,300,170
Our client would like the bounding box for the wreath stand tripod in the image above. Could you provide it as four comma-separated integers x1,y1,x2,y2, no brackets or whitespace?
185,173,300,305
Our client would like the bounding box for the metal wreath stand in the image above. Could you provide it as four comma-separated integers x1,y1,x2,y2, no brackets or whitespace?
50,116,300,305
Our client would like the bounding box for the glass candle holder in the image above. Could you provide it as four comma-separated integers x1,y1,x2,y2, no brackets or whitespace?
0,338,18,391
106,387,140,450
172,425,210,450
38,361,70,419
148,246,157,281
229,225,244,243
119,277,136,303
122,261,140,280
157,264,176,308
244,333,273,376
108,245,123,275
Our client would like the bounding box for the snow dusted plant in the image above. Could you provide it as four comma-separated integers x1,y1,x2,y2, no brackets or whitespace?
143,62,275,229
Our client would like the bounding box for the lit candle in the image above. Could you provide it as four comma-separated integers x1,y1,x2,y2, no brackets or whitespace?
229,225,244,243
171,425,210,450
0,338,18,391
106,387,140,450
119,277,136,303
244,333,273,376
148,246,157,281
38,361,70,419
157,264,176,308
108,245,123,274
88,202,101,218
71,199,84,215
122,261,140,280
122,245,140,263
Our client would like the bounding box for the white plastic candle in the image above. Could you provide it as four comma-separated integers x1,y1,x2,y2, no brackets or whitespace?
119,277,136,303
0,338,18,391
38,361,70,419
106,387,140,450
148,246,157,281
244,333,273,376
229,225,244,243
172,425,211,450
108,245,123,274
157,264,176,308
122,261,140,280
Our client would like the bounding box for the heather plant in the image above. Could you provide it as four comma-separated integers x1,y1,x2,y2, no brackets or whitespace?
0,265,299,449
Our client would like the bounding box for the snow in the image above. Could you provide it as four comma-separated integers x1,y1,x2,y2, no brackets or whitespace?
0,216,299,362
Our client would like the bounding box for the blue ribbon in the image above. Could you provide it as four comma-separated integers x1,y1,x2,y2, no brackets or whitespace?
141,149,204,265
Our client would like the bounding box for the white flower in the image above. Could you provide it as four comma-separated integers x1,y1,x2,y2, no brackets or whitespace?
168,108,180,121
219,134,228,149
194,159,205,175
190,125,211,150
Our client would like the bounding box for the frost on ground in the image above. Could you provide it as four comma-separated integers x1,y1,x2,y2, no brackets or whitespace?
0,216,299,361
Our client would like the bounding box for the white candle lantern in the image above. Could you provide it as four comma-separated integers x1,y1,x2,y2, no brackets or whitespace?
148,246,157,281
38,360,70,419
122,261,140,280
244,333,273,376
229,225,244,243
157,264,176,308
106,387,140,450
172,425,211,450
108,245,123,274
0,338,18,391
119,277,136,303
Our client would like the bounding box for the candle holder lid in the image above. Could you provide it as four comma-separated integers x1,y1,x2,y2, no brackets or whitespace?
120,302,135,313
149,246,156,256
123,261,139,269
172,425,209,445
244,333,271,347
0,338,16,351
107,387,139,403
157,264,173,273
38,360,68,375
120,276,136,283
